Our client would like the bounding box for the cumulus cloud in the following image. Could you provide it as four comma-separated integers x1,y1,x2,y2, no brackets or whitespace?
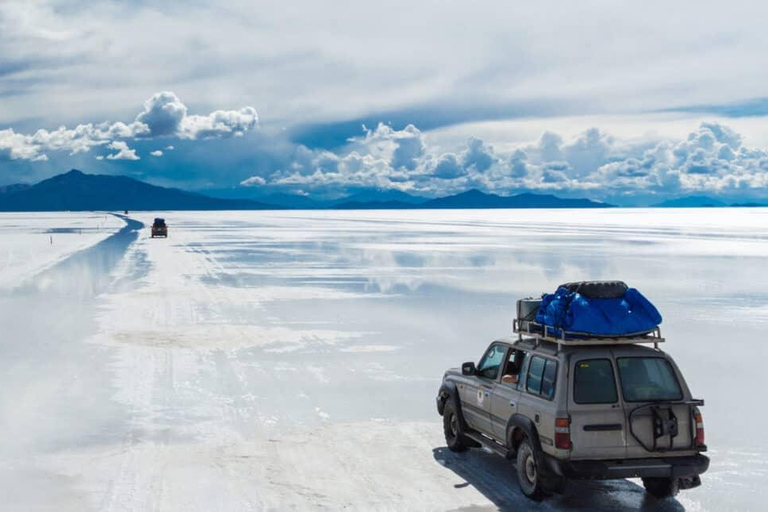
105,141,139,161
461,138,496,172
1,91,257,162
150,150,163,157
263,122,768,201
349,123,425,171
433,153,464,179
136,92,187,137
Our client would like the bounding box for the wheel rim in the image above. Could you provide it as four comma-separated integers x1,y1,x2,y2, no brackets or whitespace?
449,413,458,437
523,447,537,484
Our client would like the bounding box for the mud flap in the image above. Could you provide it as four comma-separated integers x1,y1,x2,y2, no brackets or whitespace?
679,475,701,490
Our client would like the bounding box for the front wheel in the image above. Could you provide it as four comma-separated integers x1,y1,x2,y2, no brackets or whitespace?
642,477,680,499
516,438,546,500
443,401,469,452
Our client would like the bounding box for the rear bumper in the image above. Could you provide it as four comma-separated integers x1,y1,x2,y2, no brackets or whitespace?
542,453,709,480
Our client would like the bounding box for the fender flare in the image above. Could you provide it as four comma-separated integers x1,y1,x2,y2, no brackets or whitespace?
506,414,543,453
438,381,469,431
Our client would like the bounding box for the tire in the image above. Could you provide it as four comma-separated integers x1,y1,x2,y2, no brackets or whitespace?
642,477,680,499
516,438,545,500
443,401,469,452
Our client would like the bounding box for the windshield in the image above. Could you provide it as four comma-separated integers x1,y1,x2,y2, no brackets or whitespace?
616,357,682,402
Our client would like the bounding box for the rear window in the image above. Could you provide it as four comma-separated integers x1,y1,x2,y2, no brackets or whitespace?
574,359,618,404
526,356,557,400
617,357,682,402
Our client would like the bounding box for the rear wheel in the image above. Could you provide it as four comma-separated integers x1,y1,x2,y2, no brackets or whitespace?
642,477,680,499
516,438,545,500
443,401,469,452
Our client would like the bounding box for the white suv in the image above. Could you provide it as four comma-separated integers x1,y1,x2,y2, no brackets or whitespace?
436,332,708,500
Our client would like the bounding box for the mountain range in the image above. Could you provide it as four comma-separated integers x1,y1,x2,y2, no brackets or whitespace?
2,170,763,212
0,170,617,212
0,170,278,211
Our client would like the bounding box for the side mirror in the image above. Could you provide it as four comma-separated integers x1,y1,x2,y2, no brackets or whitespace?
461,362,476,376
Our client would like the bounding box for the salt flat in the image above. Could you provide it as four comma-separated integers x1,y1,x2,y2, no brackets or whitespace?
0,212,123,290
1,208,767,511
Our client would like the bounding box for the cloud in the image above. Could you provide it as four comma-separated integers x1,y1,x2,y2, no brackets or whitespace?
1,91,257,162
150,150,163,157
432,153,464,179
509,149,528,178
0,128,48,161
461,138,496,172
136,91,258,139
105,141,139,161
348,123,425,171
5,0,768,141
263,122,768,201
240,175,266,187
136,92,187,137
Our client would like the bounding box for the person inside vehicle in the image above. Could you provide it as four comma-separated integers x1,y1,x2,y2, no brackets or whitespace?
501,350,526,385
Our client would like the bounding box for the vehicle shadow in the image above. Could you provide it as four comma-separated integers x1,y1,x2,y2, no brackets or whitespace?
433,447,685,511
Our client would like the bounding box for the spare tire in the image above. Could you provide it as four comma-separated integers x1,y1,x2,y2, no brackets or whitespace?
560,281,628,299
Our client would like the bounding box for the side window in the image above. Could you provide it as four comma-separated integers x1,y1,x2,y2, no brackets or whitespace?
541,359,557,399
477,344,506,380
574,359,618,404
526,356,558,400
526,357,545,394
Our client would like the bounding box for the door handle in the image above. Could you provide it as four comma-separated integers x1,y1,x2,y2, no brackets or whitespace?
509,401,515,407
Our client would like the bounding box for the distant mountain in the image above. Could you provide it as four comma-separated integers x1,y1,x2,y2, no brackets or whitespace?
653,196,726,208
730,202,768,207
332,188,427,206
204,188,322,208
0,171,616,212
245,192,320,209
333,200,415,210
0,183,31,195
420,189,612,209
0,170,282,212
204,186,425,209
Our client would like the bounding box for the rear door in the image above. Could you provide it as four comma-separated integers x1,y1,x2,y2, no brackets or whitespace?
515,354,560,452
568,356,627,459
460,343,506,435
615,356,696,458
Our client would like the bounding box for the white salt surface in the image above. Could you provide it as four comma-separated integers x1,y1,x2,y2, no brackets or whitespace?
1,208,767,511
0,212,123,289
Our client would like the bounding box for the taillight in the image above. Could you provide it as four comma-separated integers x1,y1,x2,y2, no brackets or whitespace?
693,407,705,447
555,416,572,450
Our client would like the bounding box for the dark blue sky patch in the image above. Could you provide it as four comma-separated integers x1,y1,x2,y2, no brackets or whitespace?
664,97,768,118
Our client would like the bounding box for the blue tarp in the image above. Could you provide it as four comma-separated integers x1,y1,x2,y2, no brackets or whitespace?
535,285,662,337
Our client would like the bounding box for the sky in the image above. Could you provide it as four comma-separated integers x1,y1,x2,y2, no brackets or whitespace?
1,0,768,204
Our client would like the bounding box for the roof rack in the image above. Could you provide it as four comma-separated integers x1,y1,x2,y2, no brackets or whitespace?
513,318,665,349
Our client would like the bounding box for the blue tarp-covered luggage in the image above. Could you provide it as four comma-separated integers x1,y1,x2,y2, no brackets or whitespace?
535,281,662,337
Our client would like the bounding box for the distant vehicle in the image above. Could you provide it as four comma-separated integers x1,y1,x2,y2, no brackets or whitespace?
436,281,708,501
151,218,168,238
